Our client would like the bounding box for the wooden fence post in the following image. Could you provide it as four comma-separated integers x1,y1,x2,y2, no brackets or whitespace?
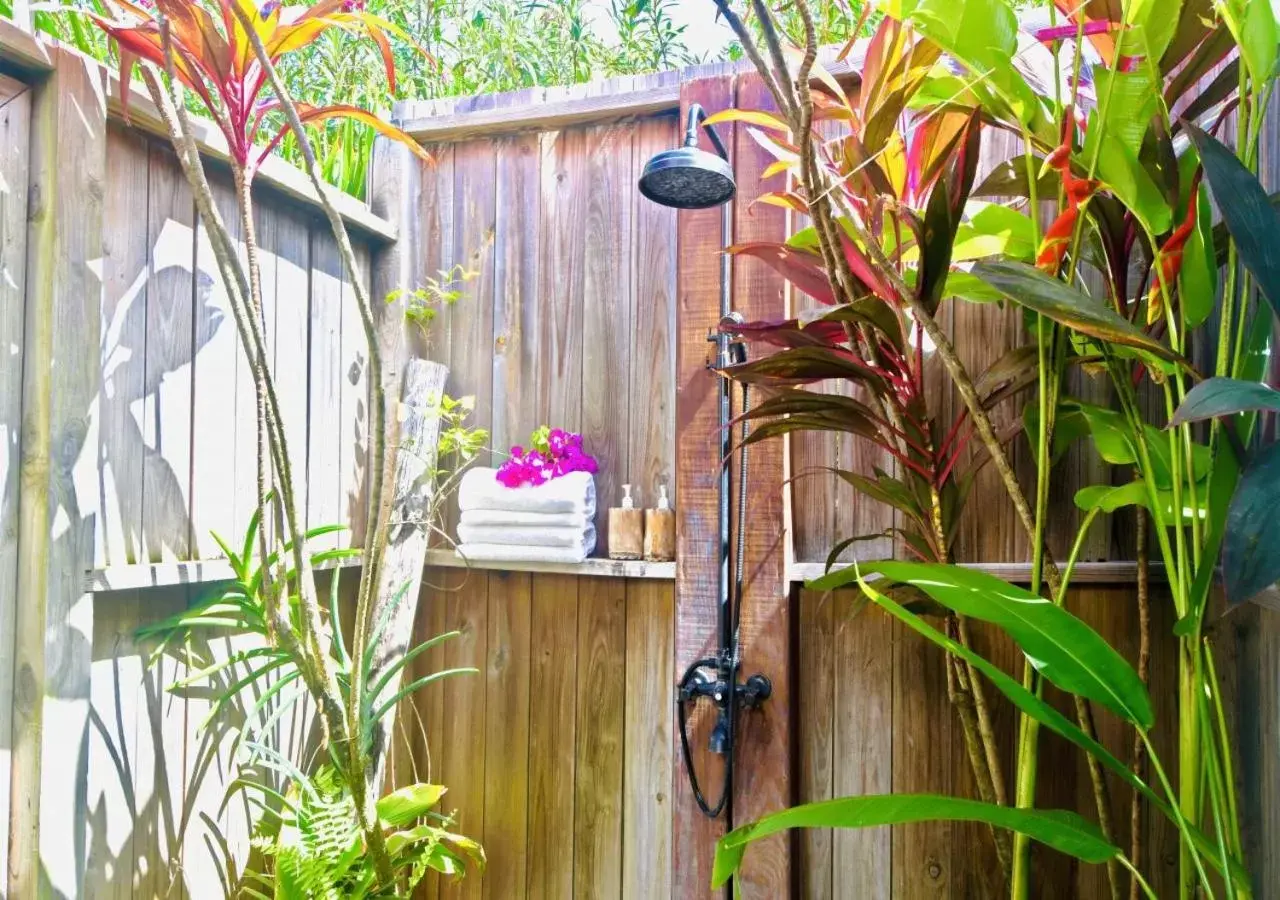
8,48,106,899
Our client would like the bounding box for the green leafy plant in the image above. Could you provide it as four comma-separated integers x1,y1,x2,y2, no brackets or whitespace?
711,0,1271,896
139,505,485,895
70,0,471,889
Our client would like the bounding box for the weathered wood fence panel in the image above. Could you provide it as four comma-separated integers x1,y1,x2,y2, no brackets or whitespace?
0,69,32,896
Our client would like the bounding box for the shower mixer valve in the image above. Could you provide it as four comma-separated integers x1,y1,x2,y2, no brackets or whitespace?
677,657,772,755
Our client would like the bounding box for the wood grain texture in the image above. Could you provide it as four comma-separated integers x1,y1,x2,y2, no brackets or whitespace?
526,573,579,899
795,589,834,900
441,571,489,900
0,72,28,891
672,72,735,900
342,240,374,545
271,200,312,543
481,571,532,900
581,123,635,543
10,49,105,899
189,171,245,557
729,71,792,899
98,126,152,568
306,226,344,542
492,133,542,462
573,576,626,897
142,142,197,562
629,113,678,511
537,128,588,433
833,591,893,900
622,580,674,900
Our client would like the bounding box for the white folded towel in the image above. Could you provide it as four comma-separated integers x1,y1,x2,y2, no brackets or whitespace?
458,467,596,516
456,535,597,565
460,509,593,529
457,523,596,550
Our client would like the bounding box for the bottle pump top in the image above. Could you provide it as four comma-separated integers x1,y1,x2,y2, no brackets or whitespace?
658,484,670,510
622,484,635,509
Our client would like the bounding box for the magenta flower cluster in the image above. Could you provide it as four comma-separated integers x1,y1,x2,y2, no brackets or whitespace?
496,427,598,488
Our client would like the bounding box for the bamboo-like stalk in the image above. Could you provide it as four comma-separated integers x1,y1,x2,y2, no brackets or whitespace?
226,3,400,882
1129,505,1151,900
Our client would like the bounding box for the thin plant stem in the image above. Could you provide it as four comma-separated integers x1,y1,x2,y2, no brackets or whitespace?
1129,504,1151,900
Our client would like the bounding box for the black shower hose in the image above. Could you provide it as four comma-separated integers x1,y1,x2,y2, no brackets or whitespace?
677,380,751,821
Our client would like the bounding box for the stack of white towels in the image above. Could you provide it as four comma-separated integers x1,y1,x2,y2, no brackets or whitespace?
455,467,597,564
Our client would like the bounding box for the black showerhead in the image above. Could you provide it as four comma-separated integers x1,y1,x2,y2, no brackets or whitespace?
638,103,736,209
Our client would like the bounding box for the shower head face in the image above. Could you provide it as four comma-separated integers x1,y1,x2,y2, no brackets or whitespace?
638,146,736,209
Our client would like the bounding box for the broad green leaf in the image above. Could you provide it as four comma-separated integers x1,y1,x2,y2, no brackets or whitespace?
1066,400,1212,488
1171,377,1280,426
1224,440,1280,605
1081,67,1171,235
1074,482,1150,514
1189,125,1280,323
1217,0,1277,84
377,783,447,827
1177,146,1216,327
816,561,1155,727
973,260,1187,365
1131,0,1184,63
713,794,1117,887
951,203,1037,262
839,571,1252,890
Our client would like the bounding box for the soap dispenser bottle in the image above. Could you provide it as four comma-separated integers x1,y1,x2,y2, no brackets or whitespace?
607,484,644,560
644,484,676,561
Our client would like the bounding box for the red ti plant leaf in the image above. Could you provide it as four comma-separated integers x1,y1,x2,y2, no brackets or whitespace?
917,110,981,313
727,243,837,306
723,317,847,349
85,0,432,184
1146,170,1202,324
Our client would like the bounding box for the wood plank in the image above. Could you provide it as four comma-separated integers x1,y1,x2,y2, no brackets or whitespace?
142,142,198,561
795,589,834,900
411,570,450,900
581,123,635,545
672,72,736,900
85,590,142,899
537,128,588,433
399,83,680,144
573,576,626,897
306,226,344,543
622,580,674,900
832,591,892,900
629,113,678,514
482,571,532,900
892,615,952,898
491,133,542,464
190,171,245,557
526,573,579,899
98,126,151,568
129,587,189,899
730,72,792,899
271,202,312,541
340,239,373,545
445,139,497,535
0,72,29,891
441,572,488,900
1238,604,1280,896
10,48,105,899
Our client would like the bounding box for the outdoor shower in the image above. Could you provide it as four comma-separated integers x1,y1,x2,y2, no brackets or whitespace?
639,103,772,826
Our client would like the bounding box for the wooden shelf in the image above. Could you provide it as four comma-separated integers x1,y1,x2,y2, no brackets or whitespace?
87,550,676,592
786,560,1159,586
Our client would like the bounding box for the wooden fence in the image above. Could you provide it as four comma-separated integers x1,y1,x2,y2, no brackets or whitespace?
2,23,1278,900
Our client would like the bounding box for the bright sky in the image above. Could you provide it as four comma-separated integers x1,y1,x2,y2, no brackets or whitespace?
584,0,737,61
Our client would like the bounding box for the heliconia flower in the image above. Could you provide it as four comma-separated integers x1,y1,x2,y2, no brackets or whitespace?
1147,171,1203,324
1035,106,1100,274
